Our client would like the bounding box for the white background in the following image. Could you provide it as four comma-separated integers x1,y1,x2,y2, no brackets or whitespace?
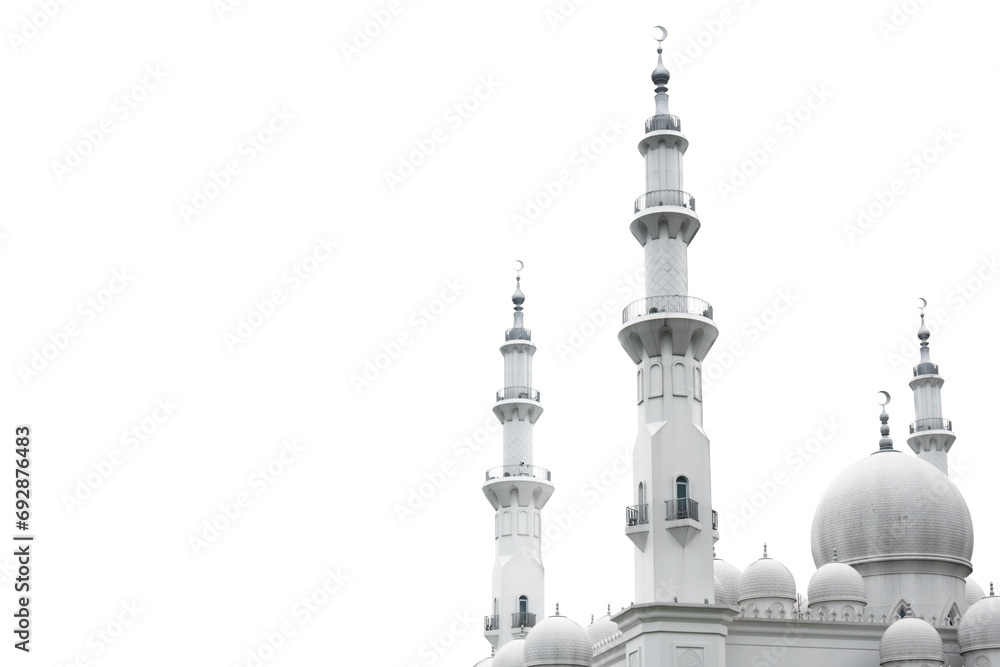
3,0,999,665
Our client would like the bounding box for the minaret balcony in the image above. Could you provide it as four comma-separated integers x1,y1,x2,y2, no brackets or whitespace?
484,615,501,632
645,114,682,133
634,189,696,214
496,385,541,403
626,503,649,527
910,418,952,434
665,498,701,547
511,612,536,629
505,327,532,342
622,295,713,324
485,464,551,482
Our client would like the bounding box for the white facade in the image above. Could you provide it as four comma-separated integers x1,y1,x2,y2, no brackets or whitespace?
470,32,998,667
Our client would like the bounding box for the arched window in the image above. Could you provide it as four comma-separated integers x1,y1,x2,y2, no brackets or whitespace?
515,595,529,628
672,361,687,396
676,476,689,518
649,363,663,398
638,482,645,506
517,511,528,535
501,511,511,536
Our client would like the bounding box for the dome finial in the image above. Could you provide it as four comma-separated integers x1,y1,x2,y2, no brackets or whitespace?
991,582,995,597
763,542,768,558
591,613,594,623
651,26,670,93
877,391,894,451
512,260,525,309
555,602,560,616
833,547,838,562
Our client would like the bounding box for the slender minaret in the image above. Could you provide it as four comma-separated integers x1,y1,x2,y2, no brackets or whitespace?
482,263,553,652
906,300,955,475
613,30,735,667
619,29,719,606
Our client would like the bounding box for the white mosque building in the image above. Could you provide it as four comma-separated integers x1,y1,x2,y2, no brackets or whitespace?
470,29,1000,667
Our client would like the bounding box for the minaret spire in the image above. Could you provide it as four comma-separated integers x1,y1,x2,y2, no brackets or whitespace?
876,391,894,452
481,261,553,651
906,298,955,474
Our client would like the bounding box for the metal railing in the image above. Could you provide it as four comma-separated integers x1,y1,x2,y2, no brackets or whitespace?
505,327,532,341
496,386,541,402
712,510,719,531
512,612,536,628
484,615,500,631
485,465,552,482
665,498,699,521
645,114,682,133
910,418,952,434
634,189,696,214
622,295,714,324
626,504,649,527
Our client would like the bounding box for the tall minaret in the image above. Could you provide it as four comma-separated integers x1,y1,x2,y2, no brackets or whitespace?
482,263,553,652
613,30,735,667
907,300,955,475
619,28,719,606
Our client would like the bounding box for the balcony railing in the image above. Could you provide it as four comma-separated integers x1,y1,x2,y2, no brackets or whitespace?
626,504,649,527
634,189,696,214
645,114,682,133
496,386,541,402
512,612,536,628
485,465,552,482
505,327,532,341
484,615,500,631
622,295,714,324
665,498,699,522
910,418,952,434
712,510,719,531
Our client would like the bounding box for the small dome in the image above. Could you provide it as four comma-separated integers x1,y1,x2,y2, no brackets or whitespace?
738,556,796,603
586,615,618,645
473,659,494,667
807,563,866,605
523,615,592,667
714,576,726,604
714,558,741,606
493,639,525,667
959,595,1000,653
879,618,943,664
966,579,986,609
811,451,973,569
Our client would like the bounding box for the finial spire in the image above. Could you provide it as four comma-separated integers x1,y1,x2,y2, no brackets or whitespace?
991,582,995,597
833,547,838,562
607,603,611,615
591,613,594,623
763,543,768,558
651,26,671,113
916,297,933,364
511,260,526,329
877,391,894,451
555,602,560,616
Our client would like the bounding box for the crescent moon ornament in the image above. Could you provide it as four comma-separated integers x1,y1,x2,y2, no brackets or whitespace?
514,260,524,273
652,25,667,42
877,391,891,407
918,297,927,310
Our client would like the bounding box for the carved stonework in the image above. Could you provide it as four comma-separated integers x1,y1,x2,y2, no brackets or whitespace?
677,648,703,667
629,649,640,667
975,656,991,667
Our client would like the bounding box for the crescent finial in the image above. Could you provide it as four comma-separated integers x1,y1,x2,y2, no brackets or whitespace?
652,25,667,43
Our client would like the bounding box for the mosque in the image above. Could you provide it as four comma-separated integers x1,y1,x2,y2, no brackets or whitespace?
469,28,999,667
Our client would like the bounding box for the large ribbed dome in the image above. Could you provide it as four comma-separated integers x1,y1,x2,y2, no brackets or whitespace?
738,557,796,603
959,595,1000,653
811,450,973,569
523,615,592,667
493,639,525,667
714,576,726,605
714,558,741,606
473,659,494,667
586,615,618,645
807,562,866,605
880,618,944,663
967,579,986,609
